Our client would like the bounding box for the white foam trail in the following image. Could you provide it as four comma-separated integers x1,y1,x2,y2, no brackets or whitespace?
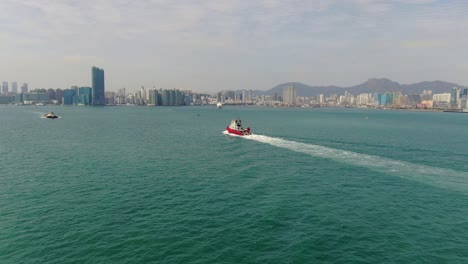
243,134,468,193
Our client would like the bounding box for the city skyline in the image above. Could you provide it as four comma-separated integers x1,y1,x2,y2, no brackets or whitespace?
1,1,468,92
0,66,466,110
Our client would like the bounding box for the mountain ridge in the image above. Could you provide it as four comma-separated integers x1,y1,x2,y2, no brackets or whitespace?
259,78,465,97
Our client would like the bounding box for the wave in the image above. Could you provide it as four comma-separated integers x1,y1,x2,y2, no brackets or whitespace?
237,133,468,193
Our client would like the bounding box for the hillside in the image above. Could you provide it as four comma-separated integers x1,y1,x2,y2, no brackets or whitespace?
260,79,464,97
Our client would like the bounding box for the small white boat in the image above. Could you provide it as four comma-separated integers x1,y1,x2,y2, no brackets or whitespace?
44,112,58,119
217,102,222,109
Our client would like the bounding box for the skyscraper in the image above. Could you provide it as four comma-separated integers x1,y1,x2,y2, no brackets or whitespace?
92,66,105,105
282,85,296,106
2,82,8,95
79,87,92,105
21,83,28,93
63,89,76,105
12,82,18,94
451,87,459,108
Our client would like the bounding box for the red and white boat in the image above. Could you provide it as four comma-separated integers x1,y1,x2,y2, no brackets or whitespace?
226,119,252,136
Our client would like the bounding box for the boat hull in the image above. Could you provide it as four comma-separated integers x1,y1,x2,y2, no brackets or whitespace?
226,127,251,136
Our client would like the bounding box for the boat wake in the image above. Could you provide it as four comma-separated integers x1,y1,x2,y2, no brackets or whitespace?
241,134,468,193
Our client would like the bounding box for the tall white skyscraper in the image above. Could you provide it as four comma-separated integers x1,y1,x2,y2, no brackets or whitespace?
282,85,296,106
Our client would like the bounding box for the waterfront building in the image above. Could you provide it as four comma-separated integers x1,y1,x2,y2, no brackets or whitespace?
407,94,421,107
177,90,185,105
373,92,381,106
126,94,135,105
339,95,346,105
14,93,23,103
451,87,459,108
462,88,468,98
0,95,11,104
150,89,159,106
283,85,296,106
420,100,433,108
169,90,175,106
2,82,8,95
27,89,50,103
63,89,77,105
21,83,28,93
12,82,17,94
47,89,56,100
118,88,126,97
319,94,325,104
55,89,64,104
432,93,451,108
140,86,147,103
78,87,92,105
115,96,123,105
160,89,169,106
105,91,115,105
421,90,433,101
356,93,371,105
221,90,235,103
460,99,467,109
393,93,406,107
92,66,105,105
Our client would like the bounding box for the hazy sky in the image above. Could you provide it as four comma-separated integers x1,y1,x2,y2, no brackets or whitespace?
1,0,467,93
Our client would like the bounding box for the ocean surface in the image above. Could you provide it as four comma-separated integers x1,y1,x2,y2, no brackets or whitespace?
1,105,467,263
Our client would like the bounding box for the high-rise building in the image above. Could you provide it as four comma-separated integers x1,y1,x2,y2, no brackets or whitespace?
373,92,382,106
12,82,18,94
63,89,77,105
150,89,159,106
141,86,147,103
319,94,325,104
432,93,451,108
160,89,169,106
55,89,64,104
2,82,8,95
282,85,296,106
21,83,28,93
47,89,56,100
451,87,459,108
78,87,92,105
92,66,105,105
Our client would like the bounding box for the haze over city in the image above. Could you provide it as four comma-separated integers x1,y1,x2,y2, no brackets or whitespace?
1,0,468,92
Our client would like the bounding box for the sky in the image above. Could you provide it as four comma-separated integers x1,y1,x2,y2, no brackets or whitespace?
1,0,468,93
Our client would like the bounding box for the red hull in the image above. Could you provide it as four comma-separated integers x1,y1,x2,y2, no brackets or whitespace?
226,127,251,136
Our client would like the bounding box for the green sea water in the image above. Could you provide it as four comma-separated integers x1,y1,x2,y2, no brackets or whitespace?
1,106,467,263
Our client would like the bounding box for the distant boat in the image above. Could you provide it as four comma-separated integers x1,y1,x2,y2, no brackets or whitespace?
217,102,222,109
226,119,251,136
44,112,58,119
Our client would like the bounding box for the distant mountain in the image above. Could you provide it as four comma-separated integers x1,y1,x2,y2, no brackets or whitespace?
260,78,464,97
